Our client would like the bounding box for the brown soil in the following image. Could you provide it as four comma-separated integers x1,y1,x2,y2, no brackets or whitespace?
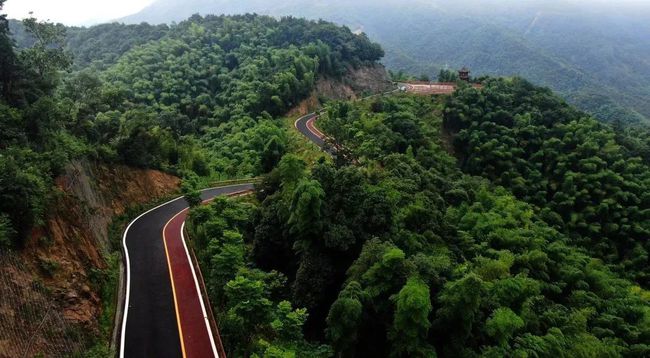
0,160,179,358
287,63,393,117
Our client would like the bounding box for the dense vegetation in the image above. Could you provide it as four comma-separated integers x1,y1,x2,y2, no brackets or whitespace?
3,2,650,357
188,92,650,357
0,9,383,249
65,22,170,69
443,79,650,286
9,19,170,70
1,4,386,355
101,14,382,176
187,196,332,357
120,0,650,125
0,0,80,248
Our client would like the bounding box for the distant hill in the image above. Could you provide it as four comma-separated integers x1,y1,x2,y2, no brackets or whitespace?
118,0,650,124
8,19,169,69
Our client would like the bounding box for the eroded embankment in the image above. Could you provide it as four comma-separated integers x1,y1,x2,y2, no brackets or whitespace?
0,160,179,358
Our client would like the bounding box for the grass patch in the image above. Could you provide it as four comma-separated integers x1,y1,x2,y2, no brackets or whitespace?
38,258,60,277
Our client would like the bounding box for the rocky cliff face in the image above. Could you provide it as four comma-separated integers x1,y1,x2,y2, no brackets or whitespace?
0,161,179,358
288,63,393,116
316,63,394,100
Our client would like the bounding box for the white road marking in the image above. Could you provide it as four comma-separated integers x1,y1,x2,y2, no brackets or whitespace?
180,221,219,358
119,184,252,358
119,195,184,358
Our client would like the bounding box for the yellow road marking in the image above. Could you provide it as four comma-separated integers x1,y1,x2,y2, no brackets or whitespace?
161,188,253,358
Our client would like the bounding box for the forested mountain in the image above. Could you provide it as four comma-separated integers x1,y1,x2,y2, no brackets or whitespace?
0,5,383,355
444,79,650,285
188,85,650,356
3,1,650,357
120,0,650,125
8,19,171,69
1,12,382,248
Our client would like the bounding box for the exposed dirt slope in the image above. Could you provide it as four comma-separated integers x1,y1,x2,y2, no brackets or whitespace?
288,63,393,116
0,160,179,358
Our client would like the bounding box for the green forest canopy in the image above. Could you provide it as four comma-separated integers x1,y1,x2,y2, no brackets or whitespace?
117,0,650,125
188,92,650,357
0,11,383,248
2,2,650,356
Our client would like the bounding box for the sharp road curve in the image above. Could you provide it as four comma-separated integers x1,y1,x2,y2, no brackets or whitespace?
118,84,459,356
119,113,324,358
294,112,325,148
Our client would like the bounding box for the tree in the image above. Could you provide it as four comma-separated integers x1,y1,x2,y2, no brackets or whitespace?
0,0,20,103
278,154,307,186
0,150,47,245
435,273,485,345
208,230,245,299
360,246,410,300
288,179,325,237
271,300,308,342
181,174,202,207
389,276,435,357
326,281,365,356
0,213,15,250
14,15,72,104
223,271,274,354
261,136,286,173
116,115,164,168
22,96,65,149
437,69,459,82
20,16,71,77
485,307,524,346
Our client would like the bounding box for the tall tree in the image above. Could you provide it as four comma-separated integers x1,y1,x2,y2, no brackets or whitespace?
19,16,71,78
389,276,435,357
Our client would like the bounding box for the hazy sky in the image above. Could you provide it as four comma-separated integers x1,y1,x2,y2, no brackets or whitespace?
4,0,650,26
3,0,155,25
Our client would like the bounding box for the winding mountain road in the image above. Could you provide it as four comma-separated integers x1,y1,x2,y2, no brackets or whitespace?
293,87,402,151
119,91,354,357
120,184,253,358
119,114,325,358
294,112,325,148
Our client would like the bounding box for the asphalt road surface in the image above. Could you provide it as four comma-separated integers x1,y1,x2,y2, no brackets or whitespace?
294,112,325,148
120,184,254,358
120,111,327,358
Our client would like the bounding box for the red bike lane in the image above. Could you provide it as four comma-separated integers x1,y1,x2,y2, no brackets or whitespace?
306,116,325,138
163,208,218,358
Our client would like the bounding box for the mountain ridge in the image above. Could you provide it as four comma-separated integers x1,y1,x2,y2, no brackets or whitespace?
117,0,650,124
